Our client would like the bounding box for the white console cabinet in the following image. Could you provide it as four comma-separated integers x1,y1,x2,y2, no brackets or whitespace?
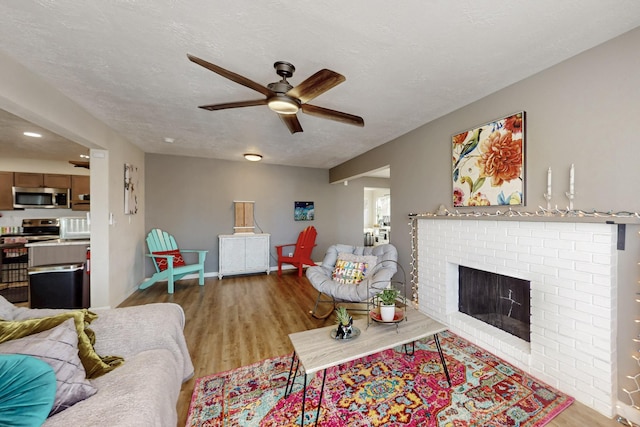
218,234,270,279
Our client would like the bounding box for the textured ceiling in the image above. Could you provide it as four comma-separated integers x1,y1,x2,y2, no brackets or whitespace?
0,109,89,162
1,1,639,169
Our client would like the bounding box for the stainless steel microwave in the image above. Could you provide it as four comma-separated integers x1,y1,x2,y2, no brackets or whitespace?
12,187,70,209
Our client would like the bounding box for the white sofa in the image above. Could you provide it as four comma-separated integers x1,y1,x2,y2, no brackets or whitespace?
0,296,193,427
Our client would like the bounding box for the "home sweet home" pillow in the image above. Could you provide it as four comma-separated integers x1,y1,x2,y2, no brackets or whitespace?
332,253,378,285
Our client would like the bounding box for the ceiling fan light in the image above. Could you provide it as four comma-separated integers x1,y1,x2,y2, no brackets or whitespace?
267,96,299,114
244,153,263,162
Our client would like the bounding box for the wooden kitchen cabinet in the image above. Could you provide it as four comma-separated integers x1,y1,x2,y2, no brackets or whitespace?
218,234,270,279
44,174,71,188
71,175,90,211
13,172,43,188
13,172,71,188
0,172,13,210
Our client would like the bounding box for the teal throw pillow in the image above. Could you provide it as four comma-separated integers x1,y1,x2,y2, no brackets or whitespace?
0,354,56,426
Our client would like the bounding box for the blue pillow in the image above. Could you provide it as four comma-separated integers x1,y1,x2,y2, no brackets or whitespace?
0,354,56,426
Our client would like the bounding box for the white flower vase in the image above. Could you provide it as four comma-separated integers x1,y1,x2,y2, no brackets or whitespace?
380,304,395,322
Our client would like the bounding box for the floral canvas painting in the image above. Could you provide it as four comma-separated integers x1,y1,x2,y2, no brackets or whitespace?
452,112,525,207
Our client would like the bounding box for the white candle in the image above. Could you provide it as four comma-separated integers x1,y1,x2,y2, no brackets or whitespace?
547,167,552,195
569,164,575,194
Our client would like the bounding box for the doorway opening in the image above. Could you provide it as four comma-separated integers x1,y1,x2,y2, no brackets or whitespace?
364,187,390,247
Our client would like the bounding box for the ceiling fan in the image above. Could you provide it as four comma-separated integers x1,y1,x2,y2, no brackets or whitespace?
187,54,364,134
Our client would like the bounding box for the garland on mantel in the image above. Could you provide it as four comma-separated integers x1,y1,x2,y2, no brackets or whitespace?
407,206,640,307
409,206,640,219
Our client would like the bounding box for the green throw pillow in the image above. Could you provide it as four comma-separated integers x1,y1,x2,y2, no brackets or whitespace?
0,310,124,379
0,354,56,426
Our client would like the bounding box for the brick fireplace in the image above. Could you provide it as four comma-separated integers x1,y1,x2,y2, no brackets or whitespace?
416,218,618,416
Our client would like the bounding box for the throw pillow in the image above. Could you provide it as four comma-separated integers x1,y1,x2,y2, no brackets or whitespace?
0,310,124,379
332,253,379,285
0,354,56,426
0,318,97,415
152,249,186,271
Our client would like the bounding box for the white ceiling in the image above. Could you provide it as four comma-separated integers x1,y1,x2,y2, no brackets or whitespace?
1,1,639,169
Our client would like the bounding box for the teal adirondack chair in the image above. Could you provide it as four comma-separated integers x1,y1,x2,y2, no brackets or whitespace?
138,229,208,294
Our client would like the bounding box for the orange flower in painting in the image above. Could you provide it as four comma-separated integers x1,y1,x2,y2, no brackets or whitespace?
452,131,469,145
477,130,522,186
504,113,523,134
468,192,490,206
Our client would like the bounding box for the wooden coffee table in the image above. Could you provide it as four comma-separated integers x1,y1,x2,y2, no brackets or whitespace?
285,308,450,426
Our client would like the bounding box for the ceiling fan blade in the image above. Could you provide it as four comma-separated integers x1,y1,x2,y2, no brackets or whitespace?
301,104,364,127
198,99,267,111
287,69,345,103
278,114,303,134
187,54,275,97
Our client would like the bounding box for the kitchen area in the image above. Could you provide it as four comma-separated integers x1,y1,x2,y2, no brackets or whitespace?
1,217,90,308
0,171,91,308
363,187,391,247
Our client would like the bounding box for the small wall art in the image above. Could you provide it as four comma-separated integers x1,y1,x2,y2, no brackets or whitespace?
294,201,314,221
124,163,139,215
452,111,525,207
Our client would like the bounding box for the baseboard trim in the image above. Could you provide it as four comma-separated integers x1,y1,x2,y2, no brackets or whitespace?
140,262,323,284
616,400,640,426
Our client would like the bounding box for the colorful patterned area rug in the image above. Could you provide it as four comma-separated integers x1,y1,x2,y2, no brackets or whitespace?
186,331,574,426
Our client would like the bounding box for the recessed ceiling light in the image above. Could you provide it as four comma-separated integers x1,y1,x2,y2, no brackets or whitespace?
164,137,175,143
23,132,42,138
244,153,262,162
80,154,90,159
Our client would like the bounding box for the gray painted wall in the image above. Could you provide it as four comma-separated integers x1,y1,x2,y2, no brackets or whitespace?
145,153,391,276
330,27,640,406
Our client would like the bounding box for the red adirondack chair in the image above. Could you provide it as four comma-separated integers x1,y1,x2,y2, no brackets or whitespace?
275,226,317,276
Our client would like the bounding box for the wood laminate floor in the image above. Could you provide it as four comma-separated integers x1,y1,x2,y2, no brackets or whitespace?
119,272,624,427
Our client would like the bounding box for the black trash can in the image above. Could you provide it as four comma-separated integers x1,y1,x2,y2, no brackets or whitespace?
28,263,85,309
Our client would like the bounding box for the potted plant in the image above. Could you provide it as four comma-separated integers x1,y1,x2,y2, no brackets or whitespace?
334,307,353,339
378,288,400,322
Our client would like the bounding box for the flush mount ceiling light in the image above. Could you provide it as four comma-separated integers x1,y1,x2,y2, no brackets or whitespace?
244,153,263,162
23,132,42,138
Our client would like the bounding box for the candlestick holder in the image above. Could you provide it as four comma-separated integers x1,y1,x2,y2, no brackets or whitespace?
565,191,575,211
543,192,552,211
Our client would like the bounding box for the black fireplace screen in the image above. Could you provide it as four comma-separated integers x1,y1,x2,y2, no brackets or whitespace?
458,266,531,342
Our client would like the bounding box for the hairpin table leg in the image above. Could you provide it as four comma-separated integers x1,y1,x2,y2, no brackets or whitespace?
298,368,327,427
403,341,416,355
285,351,299,397
299,373,307,427
313,369,328,426
434,333,451,387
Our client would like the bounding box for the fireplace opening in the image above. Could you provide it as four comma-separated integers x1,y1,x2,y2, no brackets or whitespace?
458,266,531,342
